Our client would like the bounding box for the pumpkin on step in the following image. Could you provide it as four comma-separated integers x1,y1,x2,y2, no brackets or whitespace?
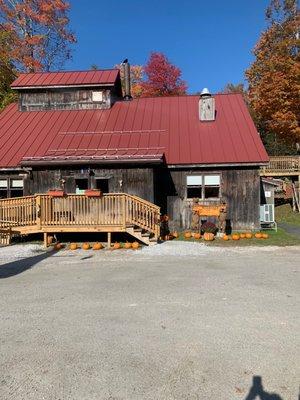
132,241,140,250
113,242,121,249
194,232,201,240
223,234,230,241
240,233,246,239
245,232,253,239
232,234,240,240
255,232,262,239
93,242,103,250
124,241,132,249
82,242,90,250
203,232,214,241
184,231,192,239
69,242,77,250
262,233,269,239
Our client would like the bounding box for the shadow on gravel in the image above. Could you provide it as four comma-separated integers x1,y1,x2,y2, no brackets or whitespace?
244,376,283,400
0,250,57,279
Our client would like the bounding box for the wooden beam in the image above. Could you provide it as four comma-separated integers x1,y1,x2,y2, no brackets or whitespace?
107,232,111,249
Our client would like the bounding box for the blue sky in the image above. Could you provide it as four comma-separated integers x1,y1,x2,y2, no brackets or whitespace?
65,0,270,94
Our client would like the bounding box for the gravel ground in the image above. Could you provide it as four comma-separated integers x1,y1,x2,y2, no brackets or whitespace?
0,242,299,400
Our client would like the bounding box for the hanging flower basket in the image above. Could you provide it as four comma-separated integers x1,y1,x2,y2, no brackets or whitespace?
85,189,102,197
47,189,65,197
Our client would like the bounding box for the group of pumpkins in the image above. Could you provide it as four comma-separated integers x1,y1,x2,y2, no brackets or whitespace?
183,231,215,241
68,241,140,250
223,232,269,241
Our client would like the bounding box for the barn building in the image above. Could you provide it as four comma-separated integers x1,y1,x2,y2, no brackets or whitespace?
0,64,269,232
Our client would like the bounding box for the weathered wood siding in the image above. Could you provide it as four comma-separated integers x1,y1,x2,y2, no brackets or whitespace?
154,167,261,231
24,167,154,203
22,165,261,231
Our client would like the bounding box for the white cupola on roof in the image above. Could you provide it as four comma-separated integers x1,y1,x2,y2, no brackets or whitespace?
199,88,215,121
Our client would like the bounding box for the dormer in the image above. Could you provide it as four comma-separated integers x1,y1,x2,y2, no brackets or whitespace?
11,69,123,112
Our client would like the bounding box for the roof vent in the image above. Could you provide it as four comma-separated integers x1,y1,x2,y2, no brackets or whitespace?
199,87,215,121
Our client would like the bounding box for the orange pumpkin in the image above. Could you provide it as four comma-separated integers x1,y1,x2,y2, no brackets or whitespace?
245,232,253,239
54,242,63,250
93,242,103,250
232,234,240,240
172,231,179,238
255,232,262,239
113,242,121,249
132,241,140,250
184,231,192,239
262,233,269,239
240,233,246,239
124,241,132,249
69,242,77,250
82,242,90,250
223,234,229,241
194,232,201,240
203,232,214,241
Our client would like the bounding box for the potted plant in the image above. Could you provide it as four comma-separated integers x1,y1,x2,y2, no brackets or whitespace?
47,189,65,197
85,189,102,197
201,221,217,241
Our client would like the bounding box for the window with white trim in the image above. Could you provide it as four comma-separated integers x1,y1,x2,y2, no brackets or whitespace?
0,178,24,198
186,174,220,200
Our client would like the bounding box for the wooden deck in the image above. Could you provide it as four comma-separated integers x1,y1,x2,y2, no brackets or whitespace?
0,193,160,246
260,156,300,177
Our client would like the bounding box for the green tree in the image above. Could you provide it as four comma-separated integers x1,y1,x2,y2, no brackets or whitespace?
0,29,16,110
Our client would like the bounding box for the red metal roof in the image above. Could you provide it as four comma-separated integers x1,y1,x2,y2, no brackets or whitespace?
11,69,120,88
0,94,269,168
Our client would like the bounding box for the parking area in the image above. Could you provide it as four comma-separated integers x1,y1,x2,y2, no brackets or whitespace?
0,242,299,400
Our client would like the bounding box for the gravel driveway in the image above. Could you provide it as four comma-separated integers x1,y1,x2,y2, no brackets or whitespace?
0,242,299,400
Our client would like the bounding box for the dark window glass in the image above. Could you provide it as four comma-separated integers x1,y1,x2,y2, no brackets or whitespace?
187,187,202,198
75,179,88,190
0,190,8,199
204,186,219,198
10,190,23,198
96,179,109,193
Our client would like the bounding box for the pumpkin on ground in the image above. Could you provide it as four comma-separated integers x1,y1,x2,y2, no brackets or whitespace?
69,242,77,250
255,232,262,239
203,232,214,241
184,231,192,239
194,232,201,240
132,241,140,250
245,232,253,239
232,234,240,240
124,242,132,249
223,234,230,241
240,233,246,239
93,242,103,250
82,242,90,250
262,233,269,239
113,242,121,249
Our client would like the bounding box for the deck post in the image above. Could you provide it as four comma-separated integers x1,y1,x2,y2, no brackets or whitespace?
43,232,48,248
36,195,41,229
107,232,111,248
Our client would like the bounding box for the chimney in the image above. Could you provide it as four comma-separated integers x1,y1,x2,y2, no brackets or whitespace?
121,59,132,100
199,88,215,121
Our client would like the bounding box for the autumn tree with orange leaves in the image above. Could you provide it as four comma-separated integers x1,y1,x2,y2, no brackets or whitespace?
141,52,187,97
246,0,300,154
0,0,76,72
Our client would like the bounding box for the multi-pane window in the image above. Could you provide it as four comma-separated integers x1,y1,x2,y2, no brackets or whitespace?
0,178,24,198
187,175,220,200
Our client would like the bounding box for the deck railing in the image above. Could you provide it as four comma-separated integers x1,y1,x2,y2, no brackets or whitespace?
261,156,300,175
0,193,160,238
